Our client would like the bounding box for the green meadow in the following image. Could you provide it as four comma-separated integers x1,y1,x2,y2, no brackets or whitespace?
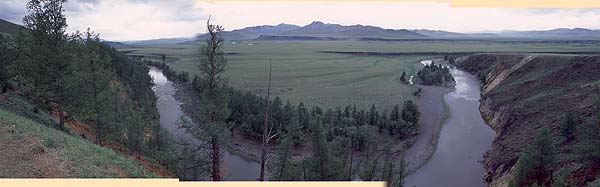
122,40,600,110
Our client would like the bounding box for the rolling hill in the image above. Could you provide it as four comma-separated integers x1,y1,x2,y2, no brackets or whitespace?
278,21,427,39
496,28,600,39
0,19,23,35
123,37,195,46
196,23,300,41
195,21,428,41
411,29,500,38
191,21,600,42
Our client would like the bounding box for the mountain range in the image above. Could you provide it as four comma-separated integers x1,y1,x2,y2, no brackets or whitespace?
2,18,600,46
194,21,600,42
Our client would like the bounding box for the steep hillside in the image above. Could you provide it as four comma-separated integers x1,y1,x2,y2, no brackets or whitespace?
0,19,23,35
0,108,159,177
452,54,600,186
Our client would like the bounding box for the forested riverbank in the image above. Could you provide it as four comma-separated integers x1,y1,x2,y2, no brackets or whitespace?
0,0,176,176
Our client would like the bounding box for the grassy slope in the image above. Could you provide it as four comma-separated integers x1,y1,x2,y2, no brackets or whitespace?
0,19,22,35
0,108,159,178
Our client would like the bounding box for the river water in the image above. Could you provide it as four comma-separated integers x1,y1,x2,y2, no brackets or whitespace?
405,67,495,187
149,64,494,183
148,66,261,181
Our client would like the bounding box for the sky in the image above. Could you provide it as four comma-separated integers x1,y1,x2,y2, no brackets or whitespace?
1,0,600,41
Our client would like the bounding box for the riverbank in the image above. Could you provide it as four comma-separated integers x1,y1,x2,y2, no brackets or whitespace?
166,59,451,179
403,59,453,174
405,66,495,187
404,85,451,174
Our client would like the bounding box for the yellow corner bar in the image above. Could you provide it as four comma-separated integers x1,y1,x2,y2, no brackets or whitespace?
0,179,386,187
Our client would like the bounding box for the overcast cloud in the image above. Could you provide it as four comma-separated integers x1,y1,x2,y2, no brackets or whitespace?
1,0,600,41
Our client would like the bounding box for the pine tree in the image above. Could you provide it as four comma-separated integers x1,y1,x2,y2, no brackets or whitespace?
369,104,377,126
17,0,71,131
511,128,558,187
400,71,407,83
305,116,336,180
560,111,576,140
272,115,302,181
70,29,114,145
401,100,420,134
194,17,230,181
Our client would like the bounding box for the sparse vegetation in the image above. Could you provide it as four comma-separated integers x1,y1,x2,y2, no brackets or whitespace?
0,109,159,177
510,128,557,187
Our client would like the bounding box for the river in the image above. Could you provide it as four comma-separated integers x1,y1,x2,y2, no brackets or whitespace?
148,66,261,181
149,64,494,183
405,67,495,186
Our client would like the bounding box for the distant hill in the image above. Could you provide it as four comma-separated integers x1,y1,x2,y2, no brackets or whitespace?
0,19,23,35
195,21,428,41
256,35,346,41
123,37,194,46
196,23,300,41
102,41,132,48
412,29,500,38
496,28,600,39
277,21,428,39
187,22,600,42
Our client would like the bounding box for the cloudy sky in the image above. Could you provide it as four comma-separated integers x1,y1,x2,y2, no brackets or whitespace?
1,0,600,41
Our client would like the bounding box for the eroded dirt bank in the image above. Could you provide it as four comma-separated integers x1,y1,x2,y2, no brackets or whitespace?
452,54,600,186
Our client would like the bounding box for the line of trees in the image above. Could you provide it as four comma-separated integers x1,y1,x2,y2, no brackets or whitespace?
223,87,421,145
0,0,176,174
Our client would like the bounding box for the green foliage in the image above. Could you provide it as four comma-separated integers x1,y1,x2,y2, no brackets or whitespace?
416,61,454,86
570,96,600,176
178,19,230,181
0,35,16,93
3,0,176,175
270,115,303,180
16,0,71,130
551,167,574,187
304,117,338,180
225,85,419,144
0,109,158,177
511,128,558,187
399,71,407,83
560,111,576,140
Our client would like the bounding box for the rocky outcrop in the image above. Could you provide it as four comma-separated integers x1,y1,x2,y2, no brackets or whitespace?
452,54,600,186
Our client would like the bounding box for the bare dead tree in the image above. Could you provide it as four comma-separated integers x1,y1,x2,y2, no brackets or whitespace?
260,59,278,181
